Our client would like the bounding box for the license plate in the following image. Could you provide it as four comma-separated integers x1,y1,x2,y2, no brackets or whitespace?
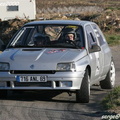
16,76,47,82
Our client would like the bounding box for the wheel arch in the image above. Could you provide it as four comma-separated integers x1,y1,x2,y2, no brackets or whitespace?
86,65,91,78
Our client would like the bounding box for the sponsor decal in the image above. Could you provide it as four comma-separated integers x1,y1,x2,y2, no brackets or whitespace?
46,49,66,54
10,49,20,61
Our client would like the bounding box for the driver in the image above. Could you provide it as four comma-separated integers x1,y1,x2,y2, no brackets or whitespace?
63,28,76,42
65,33,75,41
63,28,81,48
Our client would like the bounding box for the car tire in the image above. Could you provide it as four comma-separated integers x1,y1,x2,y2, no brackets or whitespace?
0,90,8,98
100,61,115,89
76,69,90,103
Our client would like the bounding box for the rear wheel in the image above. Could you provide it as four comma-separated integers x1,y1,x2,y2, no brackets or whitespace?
100,61,115,89
76,69,90,103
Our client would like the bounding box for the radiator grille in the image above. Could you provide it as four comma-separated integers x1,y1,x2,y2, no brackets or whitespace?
10,70,56,74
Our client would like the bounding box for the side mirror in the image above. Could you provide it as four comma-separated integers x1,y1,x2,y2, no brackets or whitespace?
90,43,101,53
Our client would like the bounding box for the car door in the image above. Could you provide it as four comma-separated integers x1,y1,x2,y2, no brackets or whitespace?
91,24,112,78
85,24,102,83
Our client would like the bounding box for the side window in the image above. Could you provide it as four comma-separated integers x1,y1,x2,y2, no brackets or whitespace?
10,28,26,46
85,25,97,52
92,24,105,46
9,27,35,47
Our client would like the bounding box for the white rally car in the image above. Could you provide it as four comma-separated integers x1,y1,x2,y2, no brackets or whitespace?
0,20,115,103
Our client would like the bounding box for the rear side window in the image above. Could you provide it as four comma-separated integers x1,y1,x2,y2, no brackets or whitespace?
92,24,105,46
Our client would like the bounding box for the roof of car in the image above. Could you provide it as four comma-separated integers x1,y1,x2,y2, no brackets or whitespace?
24,20,94,26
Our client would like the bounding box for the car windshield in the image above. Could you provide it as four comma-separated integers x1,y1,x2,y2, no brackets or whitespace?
8,24,85,49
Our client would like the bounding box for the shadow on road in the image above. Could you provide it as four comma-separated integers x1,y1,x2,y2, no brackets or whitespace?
1,86,110,104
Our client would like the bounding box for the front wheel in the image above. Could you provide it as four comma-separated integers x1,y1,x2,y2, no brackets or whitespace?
100,61,115,89
76,69,90,103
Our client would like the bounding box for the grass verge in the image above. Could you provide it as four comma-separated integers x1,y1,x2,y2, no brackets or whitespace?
102,86,120,111
104,33,120,46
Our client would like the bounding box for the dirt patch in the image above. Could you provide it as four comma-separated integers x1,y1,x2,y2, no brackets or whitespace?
0,19,28,44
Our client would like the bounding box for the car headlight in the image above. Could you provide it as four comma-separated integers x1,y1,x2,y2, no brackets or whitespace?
56,63,76,71
0,62,10,70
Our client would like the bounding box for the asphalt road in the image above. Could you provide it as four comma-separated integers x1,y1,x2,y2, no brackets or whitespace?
0,46,120,120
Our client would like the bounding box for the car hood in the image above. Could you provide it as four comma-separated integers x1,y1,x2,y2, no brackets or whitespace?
0,48,87,70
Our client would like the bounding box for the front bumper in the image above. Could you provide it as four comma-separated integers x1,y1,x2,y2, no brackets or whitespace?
0,71,84,90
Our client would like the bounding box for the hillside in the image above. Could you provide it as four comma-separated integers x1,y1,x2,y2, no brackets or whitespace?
36,0,120,9
36,0,120,18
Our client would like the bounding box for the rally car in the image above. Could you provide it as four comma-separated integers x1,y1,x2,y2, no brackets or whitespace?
0,20,115,103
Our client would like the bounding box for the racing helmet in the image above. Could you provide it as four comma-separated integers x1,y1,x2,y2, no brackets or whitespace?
34,33,46,46
62,27,77,40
